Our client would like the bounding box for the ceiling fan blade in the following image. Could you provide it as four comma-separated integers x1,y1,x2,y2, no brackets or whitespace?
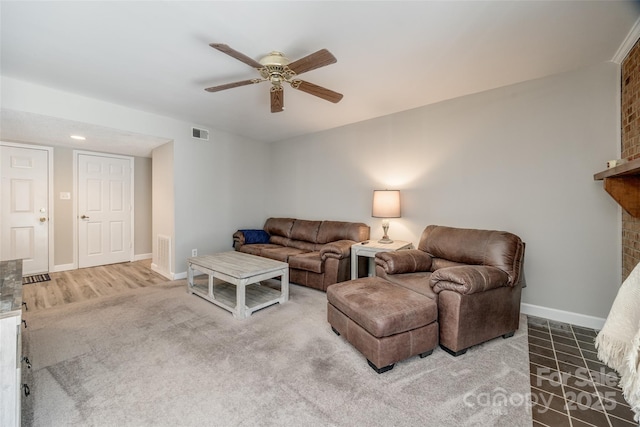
292,80,343,103
205,79,261,93
287,49,337,75
271,87,284,113
209,43,263,69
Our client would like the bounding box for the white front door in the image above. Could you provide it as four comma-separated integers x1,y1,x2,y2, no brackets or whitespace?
0,145,50,274
77,153,133,268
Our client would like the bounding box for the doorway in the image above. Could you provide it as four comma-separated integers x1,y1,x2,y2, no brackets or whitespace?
0,143,53,275
75,151,134,268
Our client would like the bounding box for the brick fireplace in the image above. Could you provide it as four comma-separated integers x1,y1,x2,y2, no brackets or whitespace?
621,37,640,279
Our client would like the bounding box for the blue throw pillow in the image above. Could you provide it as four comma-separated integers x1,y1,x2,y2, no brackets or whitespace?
240,229,270,244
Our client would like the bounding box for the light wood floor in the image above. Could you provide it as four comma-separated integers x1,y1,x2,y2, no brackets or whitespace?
22,259,169,312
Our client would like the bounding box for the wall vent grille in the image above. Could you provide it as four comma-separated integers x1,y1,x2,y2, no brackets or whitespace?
157,234,171,274
192,127,209,141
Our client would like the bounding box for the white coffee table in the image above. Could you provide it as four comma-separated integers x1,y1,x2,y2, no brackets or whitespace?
187,251,289,319
351,240,413,279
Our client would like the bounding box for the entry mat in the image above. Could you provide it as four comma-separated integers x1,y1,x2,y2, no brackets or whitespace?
23,274,51,285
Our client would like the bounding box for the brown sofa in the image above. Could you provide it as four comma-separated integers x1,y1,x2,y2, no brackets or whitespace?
233,218,370,291
375,225,525,356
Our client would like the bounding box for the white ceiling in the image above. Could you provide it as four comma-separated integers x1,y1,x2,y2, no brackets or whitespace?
1,1,639,156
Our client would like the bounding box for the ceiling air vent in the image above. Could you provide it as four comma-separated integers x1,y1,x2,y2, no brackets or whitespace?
192,127,209,141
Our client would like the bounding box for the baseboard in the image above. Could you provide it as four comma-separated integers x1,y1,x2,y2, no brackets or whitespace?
151,263,177,280
54,256,151,272
520,303,606,330
134,253,152,261
173,271,187,280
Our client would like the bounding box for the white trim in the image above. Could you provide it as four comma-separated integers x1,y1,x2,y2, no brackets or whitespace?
521,303,606,330
73,150,135,269
615,63,622,158
151,263,178,280
0,141,55,274
612,16,640,64
72,153,78,269
51,263,75,273
615,59,623,288
133,253,152,261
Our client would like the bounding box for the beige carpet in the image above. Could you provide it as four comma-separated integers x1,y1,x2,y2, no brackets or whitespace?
21,280,532,426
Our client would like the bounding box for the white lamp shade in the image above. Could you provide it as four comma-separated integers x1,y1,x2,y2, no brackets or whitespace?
372,190,401,218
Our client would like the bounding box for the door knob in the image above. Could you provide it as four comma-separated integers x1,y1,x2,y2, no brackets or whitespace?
39,217,47,222
81,215,90,219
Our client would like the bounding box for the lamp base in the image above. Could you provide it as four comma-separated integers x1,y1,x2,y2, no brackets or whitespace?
378,222,393,244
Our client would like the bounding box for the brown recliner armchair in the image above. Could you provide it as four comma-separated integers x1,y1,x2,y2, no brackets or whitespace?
375,225,525,356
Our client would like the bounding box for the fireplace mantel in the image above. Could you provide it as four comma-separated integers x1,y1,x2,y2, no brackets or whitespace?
594,158,640,217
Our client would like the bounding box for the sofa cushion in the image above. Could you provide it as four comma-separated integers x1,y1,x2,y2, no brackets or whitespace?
383,271,437,300
288,252,323,274
269,235,291,247
418,225,524,285
288,239,318,252
327,277,437,338
290,220,322,243
238,244,282,257
264,218,295,238
317,221,370,244
260,247,308,262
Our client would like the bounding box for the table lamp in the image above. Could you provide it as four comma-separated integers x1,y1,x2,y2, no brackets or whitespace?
372,190,401,244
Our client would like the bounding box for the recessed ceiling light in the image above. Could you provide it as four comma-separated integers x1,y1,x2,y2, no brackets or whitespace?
70,135,86,141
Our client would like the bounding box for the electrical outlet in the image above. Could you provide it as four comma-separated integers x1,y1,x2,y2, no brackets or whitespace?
192,249,198,257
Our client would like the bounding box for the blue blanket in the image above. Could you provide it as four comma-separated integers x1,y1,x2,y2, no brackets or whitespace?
239,229,270,244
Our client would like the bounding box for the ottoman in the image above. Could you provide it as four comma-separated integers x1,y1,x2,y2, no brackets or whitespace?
327,277,438,373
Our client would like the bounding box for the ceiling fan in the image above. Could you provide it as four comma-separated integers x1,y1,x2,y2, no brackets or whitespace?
205,43,343,113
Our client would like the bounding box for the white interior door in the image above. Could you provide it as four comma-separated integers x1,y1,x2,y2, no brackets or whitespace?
77,153,133,268
0,145,50,274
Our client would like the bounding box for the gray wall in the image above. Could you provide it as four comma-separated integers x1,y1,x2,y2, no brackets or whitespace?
268,62,621,320
1,61,624,324
151,141,174,276
172,132,270,275
134,156,152,256
52,146,74,265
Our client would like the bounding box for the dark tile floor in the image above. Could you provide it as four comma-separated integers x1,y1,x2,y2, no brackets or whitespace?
527,315,638,426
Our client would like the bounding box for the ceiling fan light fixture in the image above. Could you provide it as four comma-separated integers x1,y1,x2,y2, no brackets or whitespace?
259,51,290,67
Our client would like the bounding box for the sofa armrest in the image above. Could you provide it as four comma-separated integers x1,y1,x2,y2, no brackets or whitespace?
375,250,432,274
320,240,356,260
232,231,246,250
430,265,510,295
233,229,270,250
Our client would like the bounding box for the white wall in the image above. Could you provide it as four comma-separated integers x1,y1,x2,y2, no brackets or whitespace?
269,62,621,323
